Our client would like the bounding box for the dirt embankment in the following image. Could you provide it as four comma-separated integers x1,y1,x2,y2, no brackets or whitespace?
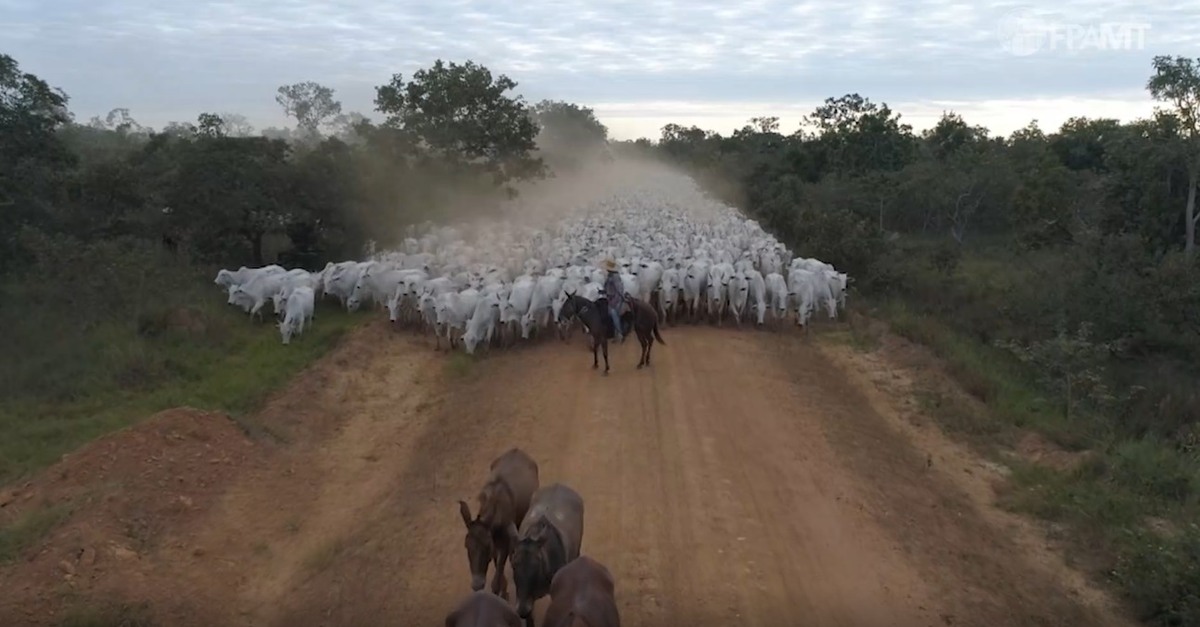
0,321,1135,627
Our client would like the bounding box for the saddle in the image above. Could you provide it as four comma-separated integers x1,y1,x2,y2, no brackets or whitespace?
593,296,632,339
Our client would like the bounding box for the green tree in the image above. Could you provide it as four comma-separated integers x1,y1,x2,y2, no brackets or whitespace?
196,112,226,138
530,100,608,172
0,53,74,267
218,113,256,137
1147,55,1200,258
531,100,608,147
275,81,342,136
373,59,544,189
802,93,917,175
165,136,295,264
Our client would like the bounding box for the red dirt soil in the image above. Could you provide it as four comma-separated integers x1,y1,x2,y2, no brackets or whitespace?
0,321,1136,627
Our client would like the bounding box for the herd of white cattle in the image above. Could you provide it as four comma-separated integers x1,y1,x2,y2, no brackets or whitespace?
214,176,851,351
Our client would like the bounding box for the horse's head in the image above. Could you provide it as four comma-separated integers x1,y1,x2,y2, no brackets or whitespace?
453,497,511,590
458,500,494,591
557,291,581,322
512,520,551,618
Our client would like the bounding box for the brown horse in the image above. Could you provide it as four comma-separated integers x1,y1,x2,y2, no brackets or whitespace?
543,555,621,627
459,448,540,599
445,590,523,627
625,296,666,369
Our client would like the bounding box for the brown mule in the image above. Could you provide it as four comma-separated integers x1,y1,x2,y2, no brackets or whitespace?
459,448,540,599
445,590,523,627
543,555,621,627
512,483,585,627
625,296,666,369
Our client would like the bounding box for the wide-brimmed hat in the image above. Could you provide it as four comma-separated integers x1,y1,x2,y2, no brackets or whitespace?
602,259,618,271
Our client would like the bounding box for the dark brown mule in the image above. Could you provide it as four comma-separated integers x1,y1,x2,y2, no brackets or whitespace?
557,293,618,375
543,555,621,627
625,296,666,369
512,483,585,627
445,590,523,627
459,448,540,599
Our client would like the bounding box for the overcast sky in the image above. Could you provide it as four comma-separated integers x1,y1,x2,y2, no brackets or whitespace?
4,0,1197,140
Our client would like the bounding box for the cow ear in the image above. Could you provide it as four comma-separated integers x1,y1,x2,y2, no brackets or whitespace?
458,500,472,527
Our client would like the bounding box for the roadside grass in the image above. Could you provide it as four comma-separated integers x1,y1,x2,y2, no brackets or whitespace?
0,299,364,487
849,262,1200,626
444,351,476,379
0,502,74,563
57,601,156,627
304,535,352,573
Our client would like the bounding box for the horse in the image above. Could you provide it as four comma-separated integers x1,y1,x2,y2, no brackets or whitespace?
557,292,630,375
543,555,621,627
624,296,666,369
458,448,540,599
444,590,523,627
512,483,585,627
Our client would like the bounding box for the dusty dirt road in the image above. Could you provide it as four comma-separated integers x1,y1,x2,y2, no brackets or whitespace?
0,321,1134,627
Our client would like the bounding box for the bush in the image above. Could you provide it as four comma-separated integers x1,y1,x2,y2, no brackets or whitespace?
1114,525,1200,627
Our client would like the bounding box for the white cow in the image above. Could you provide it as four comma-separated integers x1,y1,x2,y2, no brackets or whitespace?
765,272,789,326
215,264,285,291
502,277,536,343
462,292,502,354
435,289,479,351
728,270,750,326
278,286,315,345
229,271,287,321
682,259,709,321
526,274,564,338
658,267,682,323
788,269,819,329
746,269,767,326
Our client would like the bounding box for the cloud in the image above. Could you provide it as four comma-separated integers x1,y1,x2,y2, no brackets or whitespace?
4,0,1197,137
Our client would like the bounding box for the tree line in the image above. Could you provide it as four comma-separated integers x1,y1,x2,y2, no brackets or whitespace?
2,55,611,274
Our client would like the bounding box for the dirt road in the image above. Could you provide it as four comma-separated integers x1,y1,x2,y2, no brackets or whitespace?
0,322,1134,627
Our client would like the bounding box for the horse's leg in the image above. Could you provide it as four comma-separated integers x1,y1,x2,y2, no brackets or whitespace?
602,339,609,374
592,336,599,369
491,543,510,600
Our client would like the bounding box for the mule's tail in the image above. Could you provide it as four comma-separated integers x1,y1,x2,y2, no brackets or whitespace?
652,319,666,345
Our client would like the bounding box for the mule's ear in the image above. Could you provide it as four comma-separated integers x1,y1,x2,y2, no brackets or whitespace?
528,521,551,546
458,500,473,527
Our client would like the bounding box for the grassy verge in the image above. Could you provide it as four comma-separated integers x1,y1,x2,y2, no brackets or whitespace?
58,601,156,627
0,300,364,487
858,299,1200,626
0,502,74,563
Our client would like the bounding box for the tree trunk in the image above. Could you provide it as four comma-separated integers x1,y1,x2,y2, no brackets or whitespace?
1065,374,1073,421
250,231,264,266
1187,167,1197,260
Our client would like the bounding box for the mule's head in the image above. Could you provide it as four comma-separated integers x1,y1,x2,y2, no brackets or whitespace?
458,500,496,591
512,522,550,618
557,294,578,323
